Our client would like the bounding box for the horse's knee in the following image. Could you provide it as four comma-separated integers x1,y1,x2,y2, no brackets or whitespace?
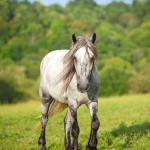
72,121,80,138
64,112,72,130
41,114,48,127
91,115,100,131
69,105,77,118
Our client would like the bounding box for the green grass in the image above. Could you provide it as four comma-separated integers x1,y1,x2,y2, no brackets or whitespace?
0,94,150,150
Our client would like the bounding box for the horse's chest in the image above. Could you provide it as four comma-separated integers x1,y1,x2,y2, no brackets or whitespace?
66,86,90,106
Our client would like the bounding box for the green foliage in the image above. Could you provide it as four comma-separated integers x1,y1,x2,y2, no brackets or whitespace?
129,21,150,48
20,58,40,79
96,22,136,60
100,57,134,96
0,79,22,103
129,68,150,94
0,62,38,103
0,0,150,101
105,1,130,24
0,64,24,103
46,20,69,50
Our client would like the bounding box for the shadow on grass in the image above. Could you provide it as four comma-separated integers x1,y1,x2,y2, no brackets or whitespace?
111,122,150,137
99,122,150,149
109,122,150,148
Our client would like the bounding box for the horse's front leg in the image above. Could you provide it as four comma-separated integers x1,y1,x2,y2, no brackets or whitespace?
70,106,80,150
64,106,80,150
86,102,100,150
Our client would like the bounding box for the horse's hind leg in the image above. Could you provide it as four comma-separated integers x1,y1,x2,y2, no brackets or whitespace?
38,91,53,150
64,110,72,150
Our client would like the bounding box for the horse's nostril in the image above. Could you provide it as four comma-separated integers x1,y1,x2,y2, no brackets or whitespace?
85,84,89,90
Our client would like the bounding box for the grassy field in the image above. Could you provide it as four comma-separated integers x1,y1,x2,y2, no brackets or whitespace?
0,94,150,150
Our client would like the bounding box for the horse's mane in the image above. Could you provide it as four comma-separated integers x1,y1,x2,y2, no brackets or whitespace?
59,36,98,93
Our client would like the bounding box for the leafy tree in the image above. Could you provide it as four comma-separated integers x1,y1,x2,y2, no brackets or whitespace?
96,22,135,60
46,19,69,50
0,0,150,101
100,57,135,96
105,1,129,24
129,68,150,93
129,21,150,48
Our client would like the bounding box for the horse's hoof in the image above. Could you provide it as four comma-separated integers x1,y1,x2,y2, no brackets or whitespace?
38,136,46,150
65,146,72,150
86,145,97,150
39,144,46,150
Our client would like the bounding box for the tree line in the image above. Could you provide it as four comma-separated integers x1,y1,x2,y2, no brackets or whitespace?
0,0,150,103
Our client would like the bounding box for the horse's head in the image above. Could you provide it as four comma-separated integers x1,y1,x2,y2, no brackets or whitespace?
72,33,98,93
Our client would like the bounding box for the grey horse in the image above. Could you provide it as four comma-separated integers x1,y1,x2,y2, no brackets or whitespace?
38,33,100,150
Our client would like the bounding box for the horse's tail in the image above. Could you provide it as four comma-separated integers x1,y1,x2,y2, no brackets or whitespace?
48,100,67,117
35,100,67,130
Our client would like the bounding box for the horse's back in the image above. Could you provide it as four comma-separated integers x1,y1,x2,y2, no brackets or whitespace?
40,50,68,74
39,50,68,101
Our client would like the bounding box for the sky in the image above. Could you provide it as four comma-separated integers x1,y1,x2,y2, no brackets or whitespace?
29,0,133,6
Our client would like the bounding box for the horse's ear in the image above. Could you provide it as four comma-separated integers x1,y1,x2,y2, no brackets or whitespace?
72,33,77,44
91,32,96,44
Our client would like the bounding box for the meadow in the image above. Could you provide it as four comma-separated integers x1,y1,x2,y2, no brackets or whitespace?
0,1,150,150
0,94,150,150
